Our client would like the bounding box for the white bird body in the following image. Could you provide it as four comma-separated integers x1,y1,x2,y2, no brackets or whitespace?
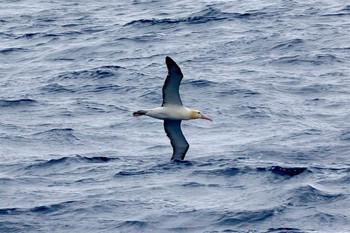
133,56,211,160
146,106,192,121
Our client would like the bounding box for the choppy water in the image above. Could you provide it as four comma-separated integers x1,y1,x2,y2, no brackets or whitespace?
1,0,350,232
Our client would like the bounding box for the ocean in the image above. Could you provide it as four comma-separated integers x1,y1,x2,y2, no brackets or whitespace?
1,0,350,232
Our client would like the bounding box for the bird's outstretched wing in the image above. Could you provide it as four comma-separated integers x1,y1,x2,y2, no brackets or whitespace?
164,120,189,160
162,56,184,106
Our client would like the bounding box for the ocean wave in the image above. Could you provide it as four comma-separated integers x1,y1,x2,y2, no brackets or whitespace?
238,105,271,119
287,185,343,206
0,47,28,54
58,65,123,80
0,201,78,216
271,38,304,50
340,130,350,141
41,83,75,93
114,160,194,177
183,79,217,87
181,181,206,187
267,227,303,233
322,5,350,17
115,169,150,177
117,220,148,229
271,53,342,66
14,31,82,40
138,90,162,104
25,155,115,171
193,167,241,176
124,7,265,26
257,166,308,177
218,88,260,97
0,98,37,108
46,65,132,94
31,128,79,141
215,207,283,226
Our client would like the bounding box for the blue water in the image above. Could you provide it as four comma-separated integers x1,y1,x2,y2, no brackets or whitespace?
1,0,350,232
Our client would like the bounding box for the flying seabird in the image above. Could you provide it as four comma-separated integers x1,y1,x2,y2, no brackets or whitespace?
133,56,212,160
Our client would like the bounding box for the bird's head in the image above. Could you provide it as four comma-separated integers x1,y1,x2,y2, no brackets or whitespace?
190,109,212,121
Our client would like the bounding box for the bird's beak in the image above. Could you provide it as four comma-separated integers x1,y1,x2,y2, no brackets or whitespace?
201,114,212,121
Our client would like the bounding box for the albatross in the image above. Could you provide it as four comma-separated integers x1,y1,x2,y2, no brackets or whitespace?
133,56,212,160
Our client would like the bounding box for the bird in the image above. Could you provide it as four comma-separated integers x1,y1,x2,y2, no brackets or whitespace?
133,56,212,160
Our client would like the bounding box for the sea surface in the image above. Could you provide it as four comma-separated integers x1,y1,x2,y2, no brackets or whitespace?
1,0,350,232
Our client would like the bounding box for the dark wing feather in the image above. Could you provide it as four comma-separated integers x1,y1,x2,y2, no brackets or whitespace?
164,120,189,160
162,56,184,106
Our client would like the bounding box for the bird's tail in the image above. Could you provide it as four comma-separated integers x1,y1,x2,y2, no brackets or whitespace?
133,110,148,116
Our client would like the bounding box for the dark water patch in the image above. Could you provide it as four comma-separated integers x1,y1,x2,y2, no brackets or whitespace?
0,201,77,216
62,23,80,28
148,160,194,172
193,167,240,177
288,185,343,206
74,178,96,184
257,166,308,177
272,54,341,66
314,211,343,223
314,54,341,64
81,83,124,93
30,201,73,214
290,128,322,137
53,57,75,61
58,65,123,80
41,83,75,93
267,227,303,232
0,32,16,39
117,220,148,229
25,155,115,171
125,7,265,26
299,84,336,94
341,5,350,11
25,157,71,170
77,100,129,113
0,208,20,215
0,98,36,108
339,130,350,141
0,222,36,233
32,128,79,141
14,32,67,40
319,71,347,78
170,159,194,166
139,90,162,104
115,160,194,177
218,88,260,97
182,181,205,187
337,174,350,184
216,208,279,226
0,177,15,185
271,38,304,50
43,83,132,95
46,32,75,37
82,156,115,163
322,5,350,17
118,33,163,43
183,79,216,87
0,47,28,54
238,105,271,119
15,32,42,39
304,98,327,106
115,169,150,177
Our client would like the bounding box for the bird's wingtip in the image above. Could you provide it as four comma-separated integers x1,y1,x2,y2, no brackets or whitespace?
165,56,182,76
165,56,175,65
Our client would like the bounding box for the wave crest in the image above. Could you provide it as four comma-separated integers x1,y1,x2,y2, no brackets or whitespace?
125,7,265,26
